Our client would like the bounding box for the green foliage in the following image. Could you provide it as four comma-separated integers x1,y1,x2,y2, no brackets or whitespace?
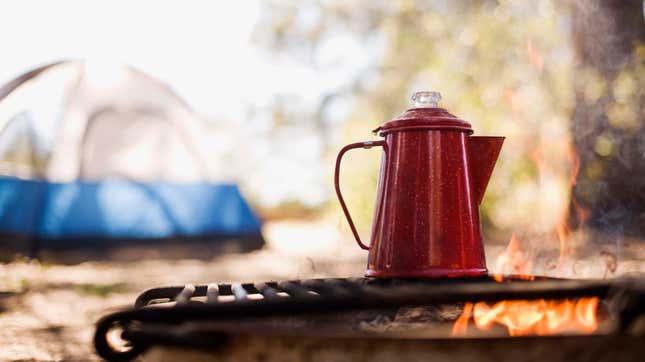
255,1,639,232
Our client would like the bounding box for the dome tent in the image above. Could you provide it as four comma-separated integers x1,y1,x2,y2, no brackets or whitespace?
0,60,263,257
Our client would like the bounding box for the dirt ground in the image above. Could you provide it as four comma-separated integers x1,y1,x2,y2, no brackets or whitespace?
1,221,643,361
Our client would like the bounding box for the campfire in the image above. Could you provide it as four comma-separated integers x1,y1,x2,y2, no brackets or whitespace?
94,276,643,361
93,88,645,362
452,298,599,337
452,198,602,339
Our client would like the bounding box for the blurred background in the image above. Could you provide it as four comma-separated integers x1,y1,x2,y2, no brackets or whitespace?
0,1,643,360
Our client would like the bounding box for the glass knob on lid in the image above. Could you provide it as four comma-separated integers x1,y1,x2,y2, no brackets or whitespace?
411,91,441,108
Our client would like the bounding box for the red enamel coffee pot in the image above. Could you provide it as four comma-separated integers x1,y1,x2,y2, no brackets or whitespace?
334,91,504,278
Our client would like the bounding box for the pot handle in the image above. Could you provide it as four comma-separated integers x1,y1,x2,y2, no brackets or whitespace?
334,140,386,250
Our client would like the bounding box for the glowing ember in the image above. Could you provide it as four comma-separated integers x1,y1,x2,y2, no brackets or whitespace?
451,297,599,337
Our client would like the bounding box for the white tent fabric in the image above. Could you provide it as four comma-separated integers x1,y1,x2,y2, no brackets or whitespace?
0,60,223,182
0,61,263,250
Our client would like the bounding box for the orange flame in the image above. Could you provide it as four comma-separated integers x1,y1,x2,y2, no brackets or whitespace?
527,39,544,71
555,144,590,269
555,221,571,264
452,302,473,336
566,145,590,228
502,144,591,277
568,143,581,187
452,297,599,337
493,233,534,281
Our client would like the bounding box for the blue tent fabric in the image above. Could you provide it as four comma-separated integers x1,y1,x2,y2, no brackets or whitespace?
0,176,261,248
0,62,265,255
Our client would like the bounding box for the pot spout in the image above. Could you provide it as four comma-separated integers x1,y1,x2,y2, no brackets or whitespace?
467,136,505,205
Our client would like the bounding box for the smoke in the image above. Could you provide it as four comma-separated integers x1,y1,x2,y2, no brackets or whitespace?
568,0,645,239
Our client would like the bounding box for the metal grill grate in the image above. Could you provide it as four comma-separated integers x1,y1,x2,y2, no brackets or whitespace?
95,277,645,362
133,276,615,308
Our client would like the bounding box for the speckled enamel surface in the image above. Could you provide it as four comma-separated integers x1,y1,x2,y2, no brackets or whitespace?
364,108,504,278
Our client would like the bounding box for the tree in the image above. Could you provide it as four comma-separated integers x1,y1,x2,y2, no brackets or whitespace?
255,1,643,238
569,0,645,237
